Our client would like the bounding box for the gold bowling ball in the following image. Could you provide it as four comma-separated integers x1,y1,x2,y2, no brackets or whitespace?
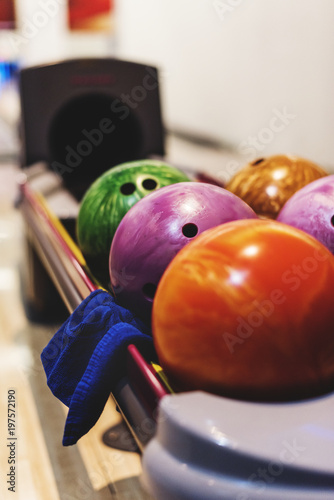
226,155,327,219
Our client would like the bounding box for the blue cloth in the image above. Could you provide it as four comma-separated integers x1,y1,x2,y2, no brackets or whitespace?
41,289,155,446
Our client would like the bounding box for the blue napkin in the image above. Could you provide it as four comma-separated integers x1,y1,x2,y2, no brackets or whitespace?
41,289,155,446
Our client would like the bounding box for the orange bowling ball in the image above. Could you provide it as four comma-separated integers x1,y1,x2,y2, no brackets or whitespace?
226,155,327,219
152,219,334,402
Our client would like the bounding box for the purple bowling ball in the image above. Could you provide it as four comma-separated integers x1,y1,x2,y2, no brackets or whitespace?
109,181,257,323
277,174,334,253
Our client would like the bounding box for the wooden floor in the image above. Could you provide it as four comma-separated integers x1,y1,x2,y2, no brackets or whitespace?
0,163,154,500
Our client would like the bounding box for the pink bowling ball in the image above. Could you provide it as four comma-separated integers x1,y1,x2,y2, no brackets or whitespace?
109,182,258,323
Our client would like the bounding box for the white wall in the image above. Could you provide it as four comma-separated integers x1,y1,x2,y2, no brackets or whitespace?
2,0,334,170
114,0,334,170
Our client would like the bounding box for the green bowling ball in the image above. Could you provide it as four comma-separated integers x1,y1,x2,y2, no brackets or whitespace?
77,159,190,285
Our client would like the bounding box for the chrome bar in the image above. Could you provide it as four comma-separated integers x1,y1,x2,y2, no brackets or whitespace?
18,178,164,450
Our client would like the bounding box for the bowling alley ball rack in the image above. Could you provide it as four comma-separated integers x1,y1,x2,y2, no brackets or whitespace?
18,164,334,500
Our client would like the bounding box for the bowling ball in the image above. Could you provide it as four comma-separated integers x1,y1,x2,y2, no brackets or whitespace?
77,159,190,285
152,219,334,401
277,175,334,254
109,182,257,323
226,155,327,219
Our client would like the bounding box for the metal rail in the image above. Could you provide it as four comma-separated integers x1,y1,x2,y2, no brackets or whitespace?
18,178,168,451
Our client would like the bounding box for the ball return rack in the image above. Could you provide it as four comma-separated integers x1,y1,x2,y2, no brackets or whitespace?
18,164,334,500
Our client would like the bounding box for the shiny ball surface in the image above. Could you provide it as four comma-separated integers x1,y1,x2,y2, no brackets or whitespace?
226,155,327,219
152,219,334,401
277,175,334,253
109,182,257,323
